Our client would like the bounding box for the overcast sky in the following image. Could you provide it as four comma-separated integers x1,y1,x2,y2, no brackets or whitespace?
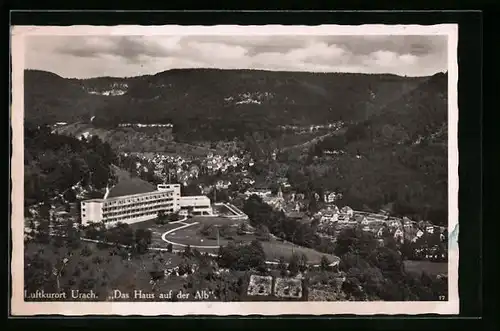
25,35,448,78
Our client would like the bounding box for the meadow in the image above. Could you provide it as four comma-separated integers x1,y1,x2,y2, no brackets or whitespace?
403,260,448,276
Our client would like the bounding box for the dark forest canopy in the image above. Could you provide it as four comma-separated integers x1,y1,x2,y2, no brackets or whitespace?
24,124,118,205
298,72,448,225
24,69,445,142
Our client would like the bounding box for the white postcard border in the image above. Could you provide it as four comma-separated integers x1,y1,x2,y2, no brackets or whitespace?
10,23,459,316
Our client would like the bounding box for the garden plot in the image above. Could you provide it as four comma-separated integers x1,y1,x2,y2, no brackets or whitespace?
247,275,273,296
274,277,303,299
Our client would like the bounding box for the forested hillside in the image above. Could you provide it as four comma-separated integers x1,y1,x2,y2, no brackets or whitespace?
24,69,433,142
24,70,109,124
300,73,448,224
24,124,117,206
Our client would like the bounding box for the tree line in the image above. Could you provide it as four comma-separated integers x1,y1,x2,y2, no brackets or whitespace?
24,124,118,206
334,227,447,301
242,195,336,255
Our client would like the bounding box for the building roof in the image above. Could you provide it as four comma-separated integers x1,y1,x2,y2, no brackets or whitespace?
106,178,156,199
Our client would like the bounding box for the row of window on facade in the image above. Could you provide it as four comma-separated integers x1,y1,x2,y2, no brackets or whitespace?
105,211,160,221
80,193,174,208
179,205,210,210
104,204,174,216
102,200,174,212
103,194,173,206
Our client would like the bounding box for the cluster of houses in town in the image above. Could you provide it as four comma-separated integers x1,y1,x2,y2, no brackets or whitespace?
242,186,344,219
128,153,199,186
202,152,254,175
243,187,311,215
121,149,447,262
238,185,447,261
315,207,446,243
127,151,256,188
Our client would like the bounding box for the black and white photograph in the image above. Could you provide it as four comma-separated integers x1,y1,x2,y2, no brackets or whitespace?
11,24,459,315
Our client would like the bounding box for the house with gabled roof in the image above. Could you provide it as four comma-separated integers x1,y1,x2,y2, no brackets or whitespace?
376,226,386,238
393,228,404,243
360,217,370,226
340,206,354,217
324,192,337,203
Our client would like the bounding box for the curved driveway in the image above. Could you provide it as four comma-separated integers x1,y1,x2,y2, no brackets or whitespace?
160,219,222,249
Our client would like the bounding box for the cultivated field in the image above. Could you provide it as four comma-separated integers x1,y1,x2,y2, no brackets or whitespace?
403,260,448,276
260,241,338,265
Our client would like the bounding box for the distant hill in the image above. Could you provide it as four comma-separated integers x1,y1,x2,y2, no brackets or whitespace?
24,70,112,124
369,72,448,144
24,69,444,142
305,72,449,224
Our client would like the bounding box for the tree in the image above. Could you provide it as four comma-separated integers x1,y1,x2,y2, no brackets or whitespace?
368,246,404,282
80,245,93,257
35,203,52,244
215,189,230,203
247,240,266,270
218,241,265,271
114,223,134,246
342,273,365,300
237,222,248,235
168,212,180,222
219,224,236,239
288,253,300,276
218,242,239,269
243,195,274,228
183,244,192,257
278,256,287,277
255,224,271,241
63,189,77,203
334,227,378,258
178,261,192,276
320,255,331,271
157,210,167,223
299,253,308,273
64,219,81,249
24,249,57,294
308,196,318,213
181,183,201,196
200,223,213,237
134,229,152,254
167,243,173,253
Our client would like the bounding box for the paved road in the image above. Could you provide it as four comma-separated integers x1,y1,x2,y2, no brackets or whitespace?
160,220,222,249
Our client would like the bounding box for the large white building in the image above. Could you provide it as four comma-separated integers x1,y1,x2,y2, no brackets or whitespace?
177,195,212,216
80,182,213,226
